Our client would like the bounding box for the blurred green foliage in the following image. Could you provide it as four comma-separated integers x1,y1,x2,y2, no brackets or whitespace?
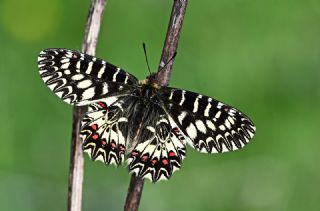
1,0,320,210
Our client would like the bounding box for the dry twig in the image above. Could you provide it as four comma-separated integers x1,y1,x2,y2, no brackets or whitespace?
68,1,107,211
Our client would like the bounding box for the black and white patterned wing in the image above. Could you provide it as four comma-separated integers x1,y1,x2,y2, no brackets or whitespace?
38,48,139,106
80,98,129,165
127,113,186,183
158,87,256,153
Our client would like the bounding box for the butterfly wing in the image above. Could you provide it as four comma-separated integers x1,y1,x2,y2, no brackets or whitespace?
82,94,188,178
80,97,131,165
38,48,139,105
127,107,186,182
158,87,256,153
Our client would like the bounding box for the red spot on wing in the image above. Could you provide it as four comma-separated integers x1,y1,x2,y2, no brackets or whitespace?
91,124,97,130
151,159,158,165
92,134,99,140
131,151,139,156
98,102,107,108
172,127,181,136
101,140,107,145
142,155,148,161
111,142,116,148
172,127,180,133
169,151,176,157
162,158,169,165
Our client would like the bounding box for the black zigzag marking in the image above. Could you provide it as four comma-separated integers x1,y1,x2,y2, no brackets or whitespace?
127,114,186,182
38,48,138,105
80,99,129,165
159,87,255,153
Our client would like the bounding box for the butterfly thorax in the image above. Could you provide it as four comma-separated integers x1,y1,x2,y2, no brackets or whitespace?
138,78,161,103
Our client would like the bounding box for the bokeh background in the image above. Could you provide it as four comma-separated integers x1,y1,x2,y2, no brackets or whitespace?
1,0,320,210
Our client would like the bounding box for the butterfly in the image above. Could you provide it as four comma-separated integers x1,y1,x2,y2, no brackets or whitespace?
38,48,256,183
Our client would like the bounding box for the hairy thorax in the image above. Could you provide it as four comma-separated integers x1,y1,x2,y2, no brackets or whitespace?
137,78,161,104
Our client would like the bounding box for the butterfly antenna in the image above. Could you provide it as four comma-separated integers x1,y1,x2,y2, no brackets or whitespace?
143,42,152,75
159,52,177,72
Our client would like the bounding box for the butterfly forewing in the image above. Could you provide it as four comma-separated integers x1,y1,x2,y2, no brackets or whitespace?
38,48,138,105
158,87,256,153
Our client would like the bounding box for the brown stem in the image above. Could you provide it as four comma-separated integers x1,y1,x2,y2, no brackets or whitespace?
124,1,188,211
155,0,188,86
124,175,145,211
68,1,107,211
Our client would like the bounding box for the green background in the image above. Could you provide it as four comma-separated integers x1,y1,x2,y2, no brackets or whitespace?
1,0,319,210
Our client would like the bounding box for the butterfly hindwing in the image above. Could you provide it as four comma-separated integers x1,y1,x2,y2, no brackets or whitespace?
38,48,139,105
127,113,186,182
80,98,129,165
158,87,256,153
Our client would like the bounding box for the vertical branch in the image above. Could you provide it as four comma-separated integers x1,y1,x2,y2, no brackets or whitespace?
124,1,188,211
68,107,86,211
68,1,107,211
155,0,188,86
81,0,107,55
124,175,145,211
